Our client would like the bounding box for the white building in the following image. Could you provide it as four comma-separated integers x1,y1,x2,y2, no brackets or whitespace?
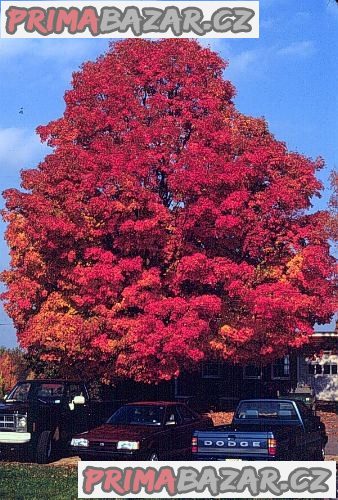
297,329,338,402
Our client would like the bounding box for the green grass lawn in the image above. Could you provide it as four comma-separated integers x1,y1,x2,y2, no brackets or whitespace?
0,462,332,500
0,463,78,500
0,463,153,500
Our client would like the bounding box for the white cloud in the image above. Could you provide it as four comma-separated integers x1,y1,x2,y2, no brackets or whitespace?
0,40,31,59
229,49,260,73
277,41,316,58
198,39,261,77
223,40,315,81
0,39,109,63
0,127,47,170
327,1,338,19
37,39,105,61
294,11,311,21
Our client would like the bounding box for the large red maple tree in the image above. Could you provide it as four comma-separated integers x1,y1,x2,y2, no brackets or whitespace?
1,39,336,382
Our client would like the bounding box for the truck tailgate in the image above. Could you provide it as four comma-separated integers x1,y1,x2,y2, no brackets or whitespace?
194,429,272,460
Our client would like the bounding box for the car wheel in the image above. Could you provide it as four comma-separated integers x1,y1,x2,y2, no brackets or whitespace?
36,430,53,464
148,451,159,461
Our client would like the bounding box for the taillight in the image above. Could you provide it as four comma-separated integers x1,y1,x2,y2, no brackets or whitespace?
267,438,277,456
192,437,198,453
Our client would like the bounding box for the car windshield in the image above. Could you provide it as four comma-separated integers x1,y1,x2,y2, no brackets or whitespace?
6,382,31,402
7,382,65,403
107,405,165,426
235,401,299,420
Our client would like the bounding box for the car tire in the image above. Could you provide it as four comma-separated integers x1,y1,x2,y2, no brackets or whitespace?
148,451,159,461
36,430,53,464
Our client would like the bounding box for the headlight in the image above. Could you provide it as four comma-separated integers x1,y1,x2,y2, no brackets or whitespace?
17,416,27,432
305,397,310,401
117,441,140,450
71,438,89,447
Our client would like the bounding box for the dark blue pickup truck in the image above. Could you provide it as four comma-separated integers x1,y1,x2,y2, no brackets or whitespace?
192,399,328,461
0,379,124,463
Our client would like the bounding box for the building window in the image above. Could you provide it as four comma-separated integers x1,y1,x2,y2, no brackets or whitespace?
308,364,322,375
243,365,262,380
308,363,337,376
271,356,290,380
201,361,221,379
323,364,331,375
308,364,315,375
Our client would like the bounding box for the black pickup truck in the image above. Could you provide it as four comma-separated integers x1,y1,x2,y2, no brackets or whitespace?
0,379,121,464
192,399,328,461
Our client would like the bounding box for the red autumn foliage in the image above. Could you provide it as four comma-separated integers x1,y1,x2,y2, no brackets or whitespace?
1,39,336,382
0,348,29,396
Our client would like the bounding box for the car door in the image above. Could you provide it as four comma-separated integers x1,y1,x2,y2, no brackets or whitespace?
64,383,90,437
176,405,201,457
161,406,184,459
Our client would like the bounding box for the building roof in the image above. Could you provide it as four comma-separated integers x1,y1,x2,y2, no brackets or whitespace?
311,332,338,337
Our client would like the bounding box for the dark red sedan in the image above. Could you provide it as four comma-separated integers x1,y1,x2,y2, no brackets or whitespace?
71,401,213,460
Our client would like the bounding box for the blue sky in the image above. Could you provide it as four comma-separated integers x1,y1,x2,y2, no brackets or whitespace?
0,0,337,347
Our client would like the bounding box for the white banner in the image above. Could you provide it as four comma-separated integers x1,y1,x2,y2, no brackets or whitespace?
78,460,337,498
0,1,259,38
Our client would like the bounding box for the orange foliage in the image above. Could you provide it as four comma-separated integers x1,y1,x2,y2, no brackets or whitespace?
0,349,29,396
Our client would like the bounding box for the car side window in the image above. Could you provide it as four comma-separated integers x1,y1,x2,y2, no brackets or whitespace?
67,384,85,402
165,407,181,426
178,405,197,424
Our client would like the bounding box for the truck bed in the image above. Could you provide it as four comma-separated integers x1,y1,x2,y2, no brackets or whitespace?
192,399,326,461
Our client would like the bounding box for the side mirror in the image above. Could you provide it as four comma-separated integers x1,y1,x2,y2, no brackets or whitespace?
73,395,85,405
3,394,8,400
